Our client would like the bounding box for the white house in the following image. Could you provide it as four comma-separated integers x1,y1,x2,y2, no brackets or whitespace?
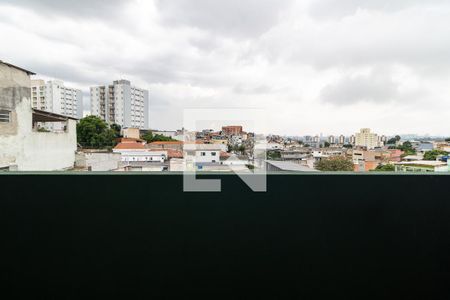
183,144,223,164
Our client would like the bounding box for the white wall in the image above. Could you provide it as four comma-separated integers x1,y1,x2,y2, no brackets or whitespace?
1,89,77,171
76,152,121,171
195,150,220,163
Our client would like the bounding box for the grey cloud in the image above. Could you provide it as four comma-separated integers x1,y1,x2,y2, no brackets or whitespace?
258,4,450,74
28,61,98,86
320,70,399,106
0,0,128,18
155,0,293,38
233,84,274,95
309,0,446,19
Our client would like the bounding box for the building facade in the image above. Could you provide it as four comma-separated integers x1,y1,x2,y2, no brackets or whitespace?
31,80,83,119
328,135,336,144
90,80,149,129
1,61,77,171
222,126,243,136
355,128,380,149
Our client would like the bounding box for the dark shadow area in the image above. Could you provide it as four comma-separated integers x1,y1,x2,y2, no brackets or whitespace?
1,175,449,298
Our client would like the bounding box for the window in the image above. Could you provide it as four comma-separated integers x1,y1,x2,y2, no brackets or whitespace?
201,152,206,156
0,110,11,123
211,152,217,156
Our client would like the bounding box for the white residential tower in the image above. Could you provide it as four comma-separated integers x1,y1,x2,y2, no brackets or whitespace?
31,79,83,119
90,80,149,129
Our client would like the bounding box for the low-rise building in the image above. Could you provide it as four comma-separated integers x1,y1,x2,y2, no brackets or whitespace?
183,144,230,171
123,128,141,140
75,151,122,171
222,126,243,136
146,141,184,151
1,61,77,171
394,161,449,173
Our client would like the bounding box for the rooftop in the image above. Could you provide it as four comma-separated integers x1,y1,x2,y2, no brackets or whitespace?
114,142,146,150
149,141,183,145
266,160,319,172
32,109,78,122
395,160,447,167
0,60,35,75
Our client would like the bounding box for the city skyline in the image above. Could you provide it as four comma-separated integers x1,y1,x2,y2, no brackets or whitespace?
2,1,450,135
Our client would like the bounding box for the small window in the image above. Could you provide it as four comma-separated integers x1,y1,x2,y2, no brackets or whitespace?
0,110,11,123
211,152,217,156
201,152,206,156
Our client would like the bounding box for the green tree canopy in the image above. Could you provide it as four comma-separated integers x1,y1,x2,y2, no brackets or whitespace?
110,123,122,138
315,156,354,172
387,135,401,145
423,150,448,161
76,116,117,149
387,138,397,145
267,150,281,160
142,131,176,143
372,164,396,172
397,141,416,157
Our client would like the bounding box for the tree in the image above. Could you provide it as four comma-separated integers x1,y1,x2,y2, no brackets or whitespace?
315,156,354,172
445,138,450,143
77,116,117,149
387,135,401,145
110,123,122,138
153,134,175,142
343,144,353,149
238,145,246,154
397,141,416,157
37,127,50,133
267,150,281,160
372,164,395,172
324,142,331,148
387,138,397,145
142,131,154,143
142,132,175,143
423,150,448,161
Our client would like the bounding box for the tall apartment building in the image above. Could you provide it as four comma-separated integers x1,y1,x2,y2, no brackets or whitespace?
90,80,149,129
31,80,83,119
328,135,336,144
339,135,345,145
355,128,380,149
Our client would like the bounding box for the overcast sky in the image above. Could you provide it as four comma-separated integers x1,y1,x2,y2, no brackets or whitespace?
1,0,450,136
